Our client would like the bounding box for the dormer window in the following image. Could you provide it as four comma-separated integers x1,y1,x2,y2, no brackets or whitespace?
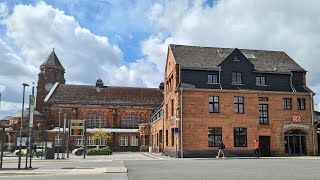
208,72,219,83
232,72,242,84
256,76,266,85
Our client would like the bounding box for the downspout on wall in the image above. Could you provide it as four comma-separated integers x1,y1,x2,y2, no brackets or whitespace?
290,72,296,92
310,93,316,155
218,66,223,89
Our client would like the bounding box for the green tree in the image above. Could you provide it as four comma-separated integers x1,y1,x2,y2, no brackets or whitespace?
92,128,112,148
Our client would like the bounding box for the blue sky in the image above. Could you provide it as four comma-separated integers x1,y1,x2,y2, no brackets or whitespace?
0,0,320,118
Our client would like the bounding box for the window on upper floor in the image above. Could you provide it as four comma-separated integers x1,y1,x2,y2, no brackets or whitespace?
208,73,219,83
258,97,268,101
234,96,244,113
87,113,107,128
209,96,219,113
171,99,174,117
297,99,306,110
256,76,266,85
122,114,144,128
283,98,292,110
232,72,242,84
259,104,269,125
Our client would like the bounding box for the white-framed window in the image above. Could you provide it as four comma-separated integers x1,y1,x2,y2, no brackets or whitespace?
75,136,84,146
17,137,28,146
99,139,107,146
87,136,96,146
131,136,139,146
54,135,62,146
120,136,128,146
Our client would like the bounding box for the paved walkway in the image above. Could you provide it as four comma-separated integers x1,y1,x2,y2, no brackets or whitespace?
1,152,319,177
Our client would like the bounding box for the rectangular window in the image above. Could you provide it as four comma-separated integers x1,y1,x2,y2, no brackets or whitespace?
159,130,163,144
120,136,128,146
258,97,268,101
87,136,96,146
99,139,106,146
234,128,247,147
166,104,168,119
256,76,266,85
208,128,222,147
234,96,244,113
259,104,269,124
130,136,139,146
145,136,149,146
208,73,219,83
171,128,175,146
297,99,305,110
232,72,242,84
209,96,219,113
54,135,61,146
284,98,292,109
165,130,168,146
75,136,84,146
171,99,174,117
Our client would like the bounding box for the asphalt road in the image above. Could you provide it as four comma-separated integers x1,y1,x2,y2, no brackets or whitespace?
2,153,320,180
126,158,320,180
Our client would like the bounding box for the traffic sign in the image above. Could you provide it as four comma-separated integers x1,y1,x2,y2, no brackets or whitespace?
174,128,179,136
70,120,85,136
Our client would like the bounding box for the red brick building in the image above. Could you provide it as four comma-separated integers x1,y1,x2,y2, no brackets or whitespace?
150,44,317,157
36,50,163,152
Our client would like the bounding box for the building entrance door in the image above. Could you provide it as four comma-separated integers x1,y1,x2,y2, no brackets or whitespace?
284,130,306,155
259,136,270,157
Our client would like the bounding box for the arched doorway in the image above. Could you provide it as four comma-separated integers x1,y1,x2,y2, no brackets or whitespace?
284,130,306,155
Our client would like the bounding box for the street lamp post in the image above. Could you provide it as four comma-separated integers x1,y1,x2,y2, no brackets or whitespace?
57,105,62,159
18,83,29,169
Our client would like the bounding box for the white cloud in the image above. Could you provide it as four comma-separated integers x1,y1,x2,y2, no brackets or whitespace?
145,0,320,104
0,2,8,18
3,1,122,85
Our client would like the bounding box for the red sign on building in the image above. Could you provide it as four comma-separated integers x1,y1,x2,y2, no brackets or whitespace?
292,116,301,122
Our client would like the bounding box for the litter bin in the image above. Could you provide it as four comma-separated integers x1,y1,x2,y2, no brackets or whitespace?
45,148,55,159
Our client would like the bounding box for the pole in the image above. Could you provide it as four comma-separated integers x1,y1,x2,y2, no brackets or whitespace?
83,119,86,159
18,83,29,169
29,83,35,168
0,94,2,168
67,118,71,158
62,114,66,159
57,105,61,159
25,96,31,169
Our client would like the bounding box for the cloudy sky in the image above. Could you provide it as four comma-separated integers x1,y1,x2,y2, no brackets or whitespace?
0,0,319,118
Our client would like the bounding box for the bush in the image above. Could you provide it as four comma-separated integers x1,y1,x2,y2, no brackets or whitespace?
87,147,112,154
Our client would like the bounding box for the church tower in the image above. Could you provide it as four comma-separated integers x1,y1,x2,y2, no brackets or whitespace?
36,49,65,113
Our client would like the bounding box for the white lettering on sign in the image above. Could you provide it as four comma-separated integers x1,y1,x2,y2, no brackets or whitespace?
292,116,301,122
284,123,309,129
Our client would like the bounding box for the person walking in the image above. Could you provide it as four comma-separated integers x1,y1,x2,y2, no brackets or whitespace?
216,140,225,158
254,139,260,158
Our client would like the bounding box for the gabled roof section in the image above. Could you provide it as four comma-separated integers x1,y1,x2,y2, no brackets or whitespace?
169,44,306,73
40,49,65,71
46,84,163,107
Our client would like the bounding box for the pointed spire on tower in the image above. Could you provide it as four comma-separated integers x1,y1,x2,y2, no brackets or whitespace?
40,48,65,71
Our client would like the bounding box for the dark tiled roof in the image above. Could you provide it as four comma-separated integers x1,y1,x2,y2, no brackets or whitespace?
47,84,163,106
40,50,65,70
170,44,305,73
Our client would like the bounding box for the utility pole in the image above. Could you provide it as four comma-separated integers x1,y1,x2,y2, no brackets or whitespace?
18,83,29,169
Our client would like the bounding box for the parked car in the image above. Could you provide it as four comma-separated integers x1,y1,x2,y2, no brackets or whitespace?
14,147,45,157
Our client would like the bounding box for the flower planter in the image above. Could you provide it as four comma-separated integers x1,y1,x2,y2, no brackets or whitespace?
86,152,112,156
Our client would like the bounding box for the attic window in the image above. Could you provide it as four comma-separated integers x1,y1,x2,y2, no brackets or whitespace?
244,53,256,59
234,56,240,61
